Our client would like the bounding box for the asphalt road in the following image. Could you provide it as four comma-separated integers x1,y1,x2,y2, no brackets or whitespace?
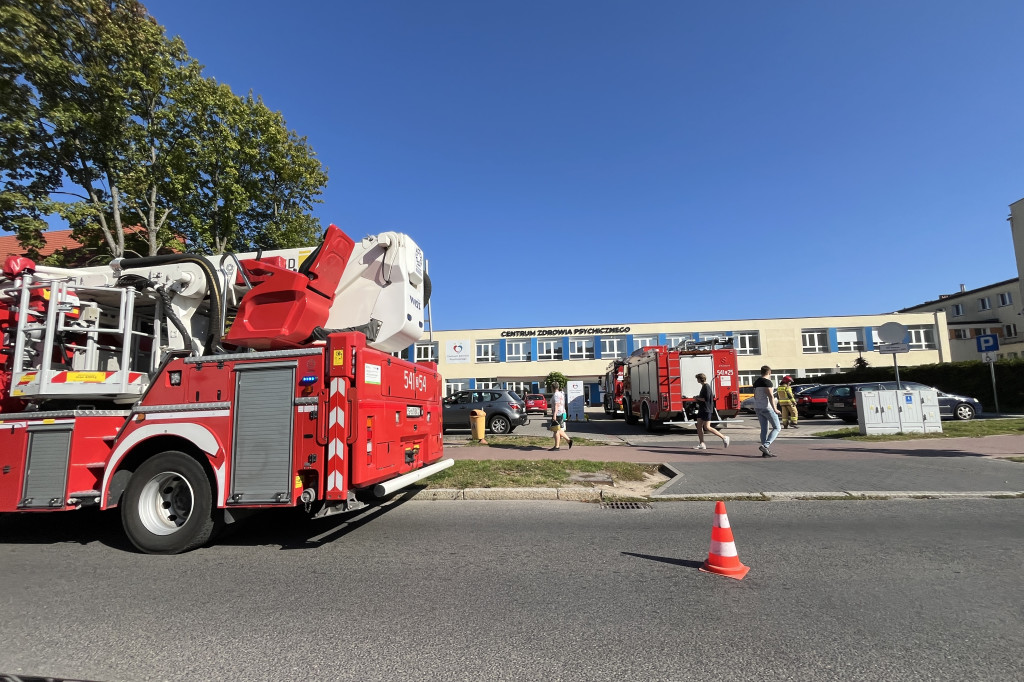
2,498,1022,681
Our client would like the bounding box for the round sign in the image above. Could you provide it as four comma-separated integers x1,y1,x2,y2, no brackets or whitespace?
877,322,908,344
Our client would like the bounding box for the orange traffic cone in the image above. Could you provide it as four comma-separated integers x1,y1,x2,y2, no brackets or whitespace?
699,500,750,580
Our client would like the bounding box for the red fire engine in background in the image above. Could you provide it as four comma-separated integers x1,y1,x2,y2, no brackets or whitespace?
0,225,449,554
602,359,626,417
621,338,740,431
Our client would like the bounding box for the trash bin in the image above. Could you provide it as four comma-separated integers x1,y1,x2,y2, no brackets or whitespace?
469,409,487,441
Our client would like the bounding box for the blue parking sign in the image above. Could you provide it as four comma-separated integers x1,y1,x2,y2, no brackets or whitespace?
976,334,999,353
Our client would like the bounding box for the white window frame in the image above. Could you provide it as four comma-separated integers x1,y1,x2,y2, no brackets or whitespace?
504,380,530,397
803,368,832,378
835,328,864,353
666,334,692,348
415,342,438,363
999,292,1013,307
506,341,531,362
445,380,468,397
1005,323,1018,338
601,336,626,359
952,328,968,340
735,331,761,356
950,303,963,317
633,335,658,349
538,340,563,361
801,329,829,354
568,337,595,360
476,340,499,363
978,297,991,311
907,325,936,350
738,372,758,387
475,378,499,390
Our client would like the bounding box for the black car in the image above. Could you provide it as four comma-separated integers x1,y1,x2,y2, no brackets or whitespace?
442,389,528,434
826,381,983,423
796,384,837,419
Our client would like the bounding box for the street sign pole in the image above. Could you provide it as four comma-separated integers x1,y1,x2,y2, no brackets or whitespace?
893,353,901,391
989,356,1000,415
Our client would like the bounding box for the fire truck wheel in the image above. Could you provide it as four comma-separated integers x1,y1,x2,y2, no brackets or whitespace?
624,398,638,425
488,415,511,434
642,403,654,432
121,451,216,555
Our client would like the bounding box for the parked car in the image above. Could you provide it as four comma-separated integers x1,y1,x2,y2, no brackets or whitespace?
443,389,528,434
796,384,837,419
524,393,548,414
826,382,983,423
740,384,817,414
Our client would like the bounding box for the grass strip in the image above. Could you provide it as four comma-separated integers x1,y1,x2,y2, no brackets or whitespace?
422,459,655,489
816,418,1024,441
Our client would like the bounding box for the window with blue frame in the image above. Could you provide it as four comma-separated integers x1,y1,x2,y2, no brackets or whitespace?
601,336,626,359
835,328,864,352
538,340,562,360
507,340,531,362
569,337,595,360
633,335,658,348
476,340,499,363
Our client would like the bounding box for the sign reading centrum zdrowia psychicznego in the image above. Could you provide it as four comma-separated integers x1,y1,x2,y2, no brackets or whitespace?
499,326,631,338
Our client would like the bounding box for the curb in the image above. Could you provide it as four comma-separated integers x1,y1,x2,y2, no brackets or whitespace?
409,487,651,501
406,488,1024,502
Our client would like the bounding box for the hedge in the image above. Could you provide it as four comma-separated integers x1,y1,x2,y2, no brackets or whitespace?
804,358,1024,414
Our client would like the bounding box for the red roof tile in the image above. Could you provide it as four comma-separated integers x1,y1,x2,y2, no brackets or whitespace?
0,229,84,259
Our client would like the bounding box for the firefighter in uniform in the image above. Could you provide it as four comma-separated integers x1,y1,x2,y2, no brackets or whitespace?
777,375,799,428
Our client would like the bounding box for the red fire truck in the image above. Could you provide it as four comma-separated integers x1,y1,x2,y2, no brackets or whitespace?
621,338,740,431
602,359,626,417
0,225,449,554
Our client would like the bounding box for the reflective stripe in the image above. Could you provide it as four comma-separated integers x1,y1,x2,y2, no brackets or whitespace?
715,513,730,529
710,540,738,557
142,409,230,420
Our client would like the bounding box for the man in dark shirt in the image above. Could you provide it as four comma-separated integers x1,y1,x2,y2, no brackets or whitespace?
753,365,781,457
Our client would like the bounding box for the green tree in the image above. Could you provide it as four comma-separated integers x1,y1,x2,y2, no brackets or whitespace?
0,0,327,261
544,371,569,392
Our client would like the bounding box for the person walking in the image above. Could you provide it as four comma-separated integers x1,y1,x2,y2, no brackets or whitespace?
549,382,573,451
753,365,781,457
692,373,729,450
777,375,799,429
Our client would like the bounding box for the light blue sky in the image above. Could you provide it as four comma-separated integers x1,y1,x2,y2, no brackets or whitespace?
144,0,1023,330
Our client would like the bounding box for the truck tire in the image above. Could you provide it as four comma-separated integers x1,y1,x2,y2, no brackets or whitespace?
642,403,654,432
121,451,217,555
624,398,638,425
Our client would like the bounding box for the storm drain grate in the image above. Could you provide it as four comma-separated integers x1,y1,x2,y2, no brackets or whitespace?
601,501,652,511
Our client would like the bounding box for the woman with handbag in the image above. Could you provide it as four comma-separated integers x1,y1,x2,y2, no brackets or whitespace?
549,382,573,451
693,373,729,450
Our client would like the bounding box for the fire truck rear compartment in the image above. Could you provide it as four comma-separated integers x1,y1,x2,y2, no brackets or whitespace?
230,364,295,504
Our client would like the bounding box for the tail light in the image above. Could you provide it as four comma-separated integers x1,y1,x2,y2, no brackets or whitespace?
508,402,520,411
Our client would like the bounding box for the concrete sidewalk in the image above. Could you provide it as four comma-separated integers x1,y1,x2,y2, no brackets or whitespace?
435,434,1024,500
